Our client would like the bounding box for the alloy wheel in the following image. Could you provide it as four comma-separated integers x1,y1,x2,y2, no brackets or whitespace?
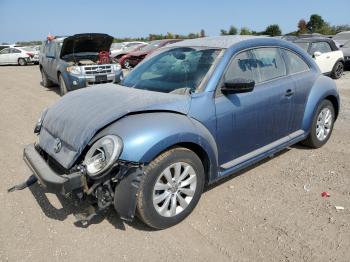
316,108,332,141
152,162,197,217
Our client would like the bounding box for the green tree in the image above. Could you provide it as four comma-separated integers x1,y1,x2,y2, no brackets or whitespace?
317,22,335,35
220,29,228,35
200,29,206,38
220,25,238,35
166,32,174,39
228,26,238,35
240,27,252,35
307,14,325,33
297,19,308,34
264,24,282,36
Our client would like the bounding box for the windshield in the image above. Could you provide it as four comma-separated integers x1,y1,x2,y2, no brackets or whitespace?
111,43,124,49
121,47,222,94
295,42,310,52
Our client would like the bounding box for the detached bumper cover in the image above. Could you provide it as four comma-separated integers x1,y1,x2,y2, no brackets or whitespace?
23,144,84,194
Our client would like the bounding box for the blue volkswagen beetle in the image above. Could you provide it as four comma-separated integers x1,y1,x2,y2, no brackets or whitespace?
20,36,339,229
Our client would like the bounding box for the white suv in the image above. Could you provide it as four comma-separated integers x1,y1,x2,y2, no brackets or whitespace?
294,38,344,79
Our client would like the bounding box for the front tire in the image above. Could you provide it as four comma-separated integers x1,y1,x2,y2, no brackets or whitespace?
331,61,344,79
41,68,53,87
123,59,131,69
18,58,27,66
302,100,335,148
136,147,205,229
59,75,68,96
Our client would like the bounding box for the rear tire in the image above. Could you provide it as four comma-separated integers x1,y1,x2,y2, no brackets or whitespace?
18,58,27,66
331,61,344,79
41,68,53,87
59,75,68,96
302,100,335,148
136,147,205,229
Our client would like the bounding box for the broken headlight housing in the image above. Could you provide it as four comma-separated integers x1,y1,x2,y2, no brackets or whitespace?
83,135,123,177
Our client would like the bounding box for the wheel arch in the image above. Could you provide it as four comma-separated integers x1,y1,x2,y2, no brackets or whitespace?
95,112,219,183
302,75,340,132
325,94,339,120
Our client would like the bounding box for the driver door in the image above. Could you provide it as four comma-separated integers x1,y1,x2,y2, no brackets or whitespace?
215,47,294,168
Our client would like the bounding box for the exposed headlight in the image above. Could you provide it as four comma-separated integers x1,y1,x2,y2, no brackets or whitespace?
66,66,81,75
83,135,123,177
34,108,48,134
112,63,121,72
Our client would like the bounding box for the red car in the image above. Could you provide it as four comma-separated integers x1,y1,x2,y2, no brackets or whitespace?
119,39,182,68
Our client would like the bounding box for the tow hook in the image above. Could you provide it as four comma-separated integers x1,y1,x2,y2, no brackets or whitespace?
7,175,38,192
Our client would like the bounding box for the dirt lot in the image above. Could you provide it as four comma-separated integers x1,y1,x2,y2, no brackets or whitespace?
0,65,349,262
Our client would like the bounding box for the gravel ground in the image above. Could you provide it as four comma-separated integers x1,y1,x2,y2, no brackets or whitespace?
0,65,349,262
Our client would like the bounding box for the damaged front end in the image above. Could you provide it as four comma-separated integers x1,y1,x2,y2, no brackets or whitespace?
18,142,144,225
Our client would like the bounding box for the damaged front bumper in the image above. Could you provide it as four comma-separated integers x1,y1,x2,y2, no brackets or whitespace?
22,143,144,222
23,144,84,195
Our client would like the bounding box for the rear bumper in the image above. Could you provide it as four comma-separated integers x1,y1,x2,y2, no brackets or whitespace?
23,144,84,195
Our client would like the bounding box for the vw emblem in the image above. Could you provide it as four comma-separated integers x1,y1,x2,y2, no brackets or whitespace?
54,138,62,153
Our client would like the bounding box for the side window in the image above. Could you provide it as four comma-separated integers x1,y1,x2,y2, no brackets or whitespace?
310,42,332,54
251,48,286,83
224,50,259,83
10,48,21,53
283,50,309,74
0,48,10,54
47,42,56,57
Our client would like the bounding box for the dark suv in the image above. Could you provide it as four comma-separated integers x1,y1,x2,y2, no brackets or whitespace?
39,33,123,96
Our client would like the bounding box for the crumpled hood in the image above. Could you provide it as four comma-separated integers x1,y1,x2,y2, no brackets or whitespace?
39,84,190,169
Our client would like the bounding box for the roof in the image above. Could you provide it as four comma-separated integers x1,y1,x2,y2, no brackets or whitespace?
294,38,339,51
294,37,334,43
168,35,262,49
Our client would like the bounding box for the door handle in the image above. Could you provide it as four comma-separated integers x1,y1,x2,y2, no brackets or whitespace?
326,56,330,59
285,89,294,97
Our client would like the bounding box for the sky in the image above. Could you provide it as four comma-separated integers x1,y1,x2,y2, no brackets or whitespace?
0,0,349,43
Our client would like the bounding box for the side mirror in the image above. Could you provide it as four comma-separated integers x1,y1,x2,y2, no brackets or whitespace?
221,78,255,94
313,51,322,57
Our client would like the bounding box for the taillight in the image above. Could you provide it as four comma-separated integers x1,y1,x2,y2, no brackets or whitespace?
26,52,34,58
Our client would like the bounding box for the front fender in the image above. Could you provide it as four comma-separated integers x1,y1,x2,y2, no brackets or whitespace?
302,75,340,132
95,112,218,181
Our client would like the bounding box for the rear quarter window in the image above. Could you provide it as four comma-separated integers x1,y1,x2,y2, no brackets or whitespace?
283,50,310,75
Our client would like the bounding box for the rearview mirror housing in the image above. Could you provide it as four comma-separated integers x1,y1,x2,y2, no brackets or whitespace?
221,78,255,94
